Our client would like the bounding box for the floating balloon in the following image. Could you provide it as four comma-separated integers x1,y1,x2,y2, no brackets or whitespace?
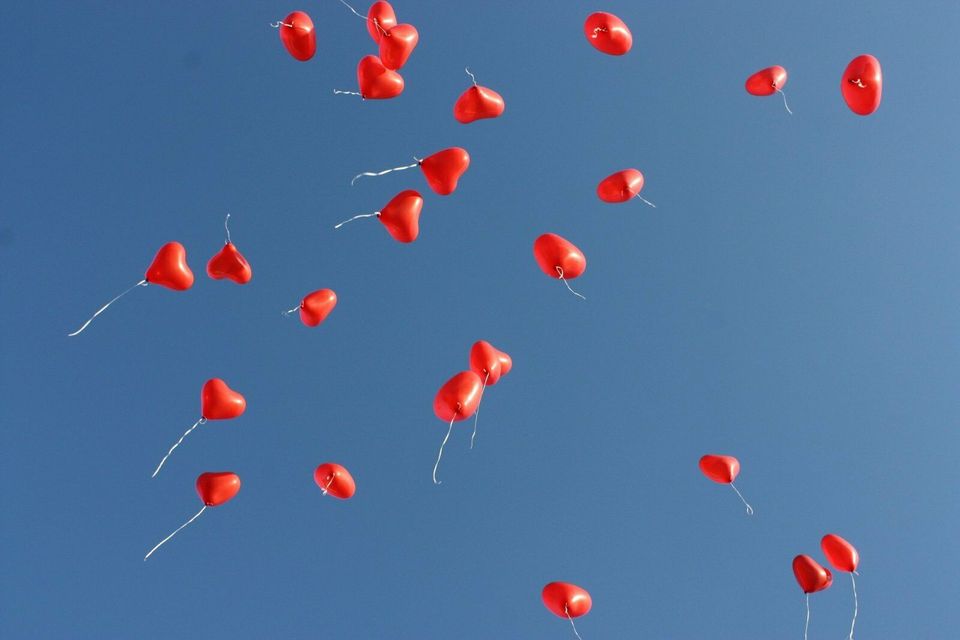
273,11,316,61
334,55,404,100
454,68,505,124
596,169,656,207
151,379,247,478
841,54,882,115
793,554,833,640
351,147,471,196
533,233,587,300
431,370,483,484
314,463,356,499
144,472,241,560
68,241,194,336
584,12,632,55
467,340,512,448
334,190,423,243
285,289,338,327
542,582,592,639
366,1,397,42
821,533,860,640
698,454,753,515
745,65,792,113
207,214,252,284
379,23,419,70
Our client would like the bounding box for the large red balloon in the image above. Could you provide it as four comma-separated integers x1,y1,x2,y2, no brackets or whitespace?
542,582,592,618
145,242,194,290
533,233,586,280
357,55,404,100
792,555,833,594
366,1,397,43
379,190,423,243
584,12,632,55
821,534,859,573
841,54,882,115
196,472,241,507
314,463,356,500
433,371,484,422
278,11,316,62
454,85,505,124
698,454,740,484
201,378,246,420
470,340,511,386
745,65,788,96
419,147,470,195
379,23,419,70
596,169,646,203
207,242,252,284
299,289,338,327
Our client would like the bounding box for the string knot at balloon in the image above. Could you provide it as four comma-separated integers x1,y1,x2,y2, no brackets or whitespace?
849,78,866,88
270,21,293,28
555,266,587,301
591,26,607,38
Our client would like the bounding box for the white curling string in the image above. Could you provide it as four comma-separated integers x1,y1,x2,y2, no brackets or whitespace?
283,304,301,317
224,213,232,244
333,89,364,98
270,21,293,28
151,418,206,478
850,78,866,88
144,505,206,561
320,475,336,496
804,593,810,640
337,0,367,20
432,413,457,485
464,67,478,86
590,26,607,39
556,267,586,301
68,279,148,336
351,161,419,186
565,605,584,640
729,482,754,515
777,89,793,115
334,211,380,229
470,372,489,450
848,572,858,640
633,192,657,208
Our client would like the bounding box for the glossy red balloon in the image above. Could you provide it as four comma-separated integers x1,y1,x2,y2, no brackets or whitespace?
542,582,592,618
699,454,740,484
497,351,513,377
357,55,404,100
584,12,632,56
196,472,241,507
597,169,645,203
207,243,252,284
793,555,833,594
745,65,788,96
821,534,859,573
379,23,418,70
145,242,194,290
278,11,316,62
454,85,505,124
419,147,470,195
841,54,882,115
433,371,484,422
313,463,356,500
470,340,511,385
299,289,338,327
366,1,397,43
533,233,586,280
201,378,247,420
378,190,423,243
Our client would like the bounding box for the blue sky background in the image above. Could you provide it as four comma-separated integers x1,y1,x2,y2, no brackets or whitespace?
2,1,959,637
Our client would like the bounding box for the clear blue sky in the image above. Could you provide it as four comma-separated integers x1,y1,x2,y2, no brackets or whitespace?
2,1,959,638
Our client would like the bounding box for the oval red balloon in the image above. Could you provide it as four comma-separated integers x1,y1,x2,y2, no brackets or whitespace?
745,65,788,96
821,534,859,573
597,169,645,203
379,23,418,70
146,242,194,291
357,55,404,100
314,463,356,500
433,371,483,422
366,1,397,43
542,582,592,618
196,472,241,507
584,12,632,56
207,242,252,284
469,340,504,385
533,233,586,280
379,190,423,243
792,555,832,594
419,147,470,195
699,454,740,484
300,289,338,327
279,11,316,62
201,378,246,420
841,54,882,115
453,85,505,124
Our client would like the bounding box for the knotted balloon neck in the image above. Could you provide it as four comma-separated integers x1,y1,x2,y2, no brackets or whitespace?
556,266,587,300
320,474,336,496
270,21,293,28
849,77,867,88
564,604,584,640
591,26,608,38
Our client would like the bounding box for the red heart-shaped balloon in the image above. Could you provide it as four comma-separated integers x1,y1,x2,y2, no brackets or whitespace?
299,289,338,327
206,243,252,284
378,190,423,243
841,54,882,116
366,1,397,43
533,233,586,280
279,11,316,62
699,454,740,484
597,169,645,203
497,351,513,377
196,472,241,507
145,242,194,290
357,55,404,100
542,582,592,619
584,12,632,56
419,147,470,196
745,65,788,96
379,23,418,70
433,371,484,422
821,534,859,573
453,85,505,124
313,463,357,500
470,340,512,386
793,555,833,594
201,378,246,420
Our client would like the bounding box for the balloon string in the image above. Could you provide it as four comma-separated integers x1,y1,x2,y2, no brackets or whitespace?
334,212,380,229
777,89,793,115
333,89,363,98
565,605,584,640
556,267,586,300
320,475,335,496
68,279,148,336
432,414,456,485
224,213,232,244
804,593,810,640
849,78,866,88
633,193,657,208
151,418,206,478
270,21,293,28
337,0,367,20
283,304,301,317
144,505,206,561
470,372,489,450
590,26,606,39
464,67,478,86
849,573,858,640
351,162,419,186
729,482,754,515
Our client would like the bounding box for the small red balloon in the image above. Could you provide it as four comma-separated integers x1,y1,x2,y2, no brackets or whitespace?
433,371,484,422
533,233,586,280
793,555,833,594
584,12,632,55
196,472,241,507
201,378,246,420
313,463,356,500
299,289,338,327
454,85,505,124
379,190,423,243
470,340,511,386
745,65,788,96
596,169,645,203
278,11,316,62
366,1,397,43
841,54,882,115
145,242,194,291
357,55,404,100
379,23,419,70
419,147,470,195
698,454,740,484
207,243,252,284
497,351,513,377
821,534,859,573
542,582,592,618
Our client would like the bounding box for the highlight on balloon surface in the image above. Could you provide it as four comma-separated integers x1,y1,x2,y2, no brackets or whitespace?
207,214,252,284
596,169,656,207
821,533,860,640
431,370,483,484
542,581,592,640
314,463,356,499
467,340,512,449
284,289,338,327
272,11,316,61
533,233,587,300
698,454,754,515
68,241,194,337
351,147,471,195
334,189,423,243
144,472,241,561
334,55,404,99
841,54,882,115
584,11,632,55
454,68,505,124
151,378,247,478
792,554,833,640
